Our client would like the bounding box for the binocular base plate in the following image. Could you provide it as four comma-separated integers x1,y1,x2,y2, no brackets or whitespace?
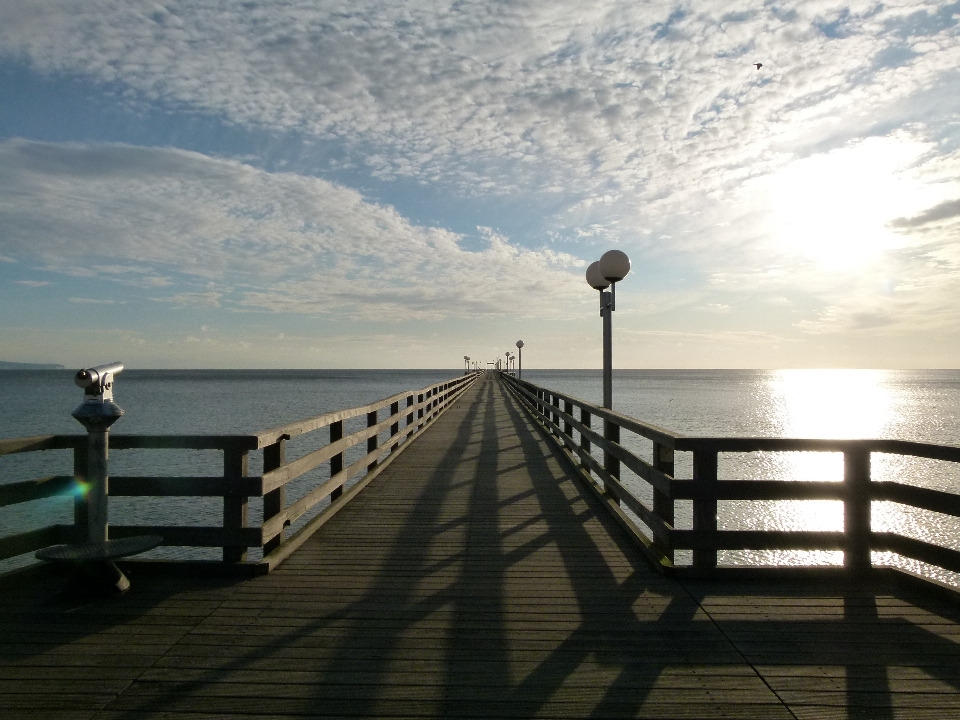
36,536,163,600
59,560,131,599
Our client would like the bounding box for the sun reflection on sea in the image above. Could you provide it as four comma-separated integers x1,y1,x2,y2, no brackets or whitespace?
770,368,895,481
724,369,897,566
711,370,960,579
772,369,894,440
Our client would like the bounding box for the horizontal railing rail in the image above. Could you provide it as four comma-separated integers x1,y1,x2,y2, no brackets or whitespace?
499,372,960,582
0,371,481,573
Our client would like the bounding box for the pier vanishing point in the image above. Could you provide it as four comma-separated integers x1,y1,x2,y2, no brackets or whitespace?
3,371,960,719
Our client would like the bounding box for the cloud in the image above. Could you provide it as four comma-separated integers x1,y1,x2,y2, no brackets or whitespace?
0,139,584,320
890,198,960,228
13,279,50,287
1,0,957,211
1,3,959,366
69,297,115,304
152,292,224,308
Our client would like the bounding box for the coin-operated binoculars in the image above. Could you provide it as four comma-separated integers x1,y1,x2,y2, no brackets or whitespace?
73,362,125,542
36,362,161,597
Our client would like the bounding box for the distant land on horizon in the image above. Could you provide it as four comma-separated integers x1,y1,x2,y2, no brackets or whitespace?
0,361,66,370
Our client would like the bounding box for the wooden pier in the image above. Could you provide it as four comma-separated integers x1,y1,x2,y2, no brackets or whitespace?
3,373,960,718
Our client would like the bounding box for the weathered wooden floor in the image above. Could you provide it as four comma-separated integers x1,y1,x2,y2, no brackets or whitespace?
3,373,960,719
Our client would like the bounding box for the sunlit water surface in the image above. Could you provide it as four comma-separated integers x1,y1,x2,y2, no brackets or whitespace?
2,369,959,585
523,369,960,586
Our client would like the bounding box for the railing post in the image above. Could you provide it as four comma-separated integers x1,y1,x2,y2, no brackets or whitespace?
603,418,620,503
653,442,675,564
406,394,414,432
692,449,718,571
390,400,400,451
580,408,591,474
844,447,872,574
563,400,573,439
262,437,286,556
418,393,424,429
223,442,249,563
72,443,89,543
330,420,343,501
367,410,379,470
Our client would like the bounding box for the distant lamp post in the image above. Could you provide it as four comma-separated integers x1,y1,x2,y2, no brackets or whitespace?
586,250,631,409
464,355,470,375
515,340,524,379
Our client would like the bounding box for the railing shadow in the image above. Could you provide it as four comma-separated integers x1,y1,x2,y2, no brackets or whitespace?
5,374,960,718
0,563,245,716
497,380,960,718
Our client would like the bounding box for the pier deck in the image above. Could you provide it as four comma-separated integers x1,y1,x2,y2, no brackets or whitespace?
3,374,960,719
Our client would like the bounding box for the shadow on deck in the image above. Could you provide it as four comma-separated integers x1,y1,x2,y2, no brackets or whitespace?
2,375,960,719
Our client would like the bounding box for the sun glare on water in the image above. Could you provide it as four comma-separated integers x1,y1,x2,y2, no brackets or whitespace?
772,368,893,441
723,369,899,565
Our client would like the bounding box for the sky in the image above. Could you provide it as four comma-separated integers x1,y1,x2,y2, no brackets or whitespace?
1,0,958,369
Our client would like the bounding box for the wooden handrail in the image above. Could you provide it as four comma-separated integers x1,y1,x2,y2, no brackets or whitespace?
0,435,80,456
499,372,960,584
254,375,473,446
0,372,481,568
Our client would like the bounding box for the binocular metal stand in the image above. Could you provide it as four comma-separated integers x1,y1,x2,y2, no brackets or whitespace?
35,363,162,599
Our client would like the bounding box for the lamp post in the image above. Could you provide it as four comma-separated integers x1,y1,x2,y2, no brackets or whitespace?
586,250,631,409
515,340,524,379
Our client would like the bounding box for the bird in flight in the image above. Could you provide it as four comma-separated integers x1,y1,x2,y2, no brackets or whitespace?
753,63,763,69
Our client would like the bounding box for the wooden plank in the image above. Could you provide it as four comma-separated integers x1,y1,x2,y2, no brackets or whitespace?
873,481,960,517
0,434,80,456
259,378,472,495
844,447,871,571
109,525,261,548
0,524,66,560
870,438,960,462
671,529,847,551
671,479,845,500
109,435,256,450
254,375,477,446
502,375,683,447
109,476,263,497
260,413,399,492
874,532,960,573
0,476,75,507
673,436,960,459
222,443,249,563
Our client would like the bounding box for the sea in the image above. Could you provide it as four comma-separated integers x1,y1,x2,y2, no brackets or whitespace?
2,368,959,585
